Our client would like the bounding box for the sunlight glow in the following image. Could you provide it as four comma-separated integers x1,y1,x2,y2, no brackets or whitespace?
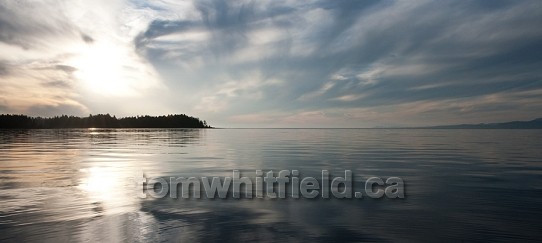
79,167,119,199
71,41,136,96
78,166,135,216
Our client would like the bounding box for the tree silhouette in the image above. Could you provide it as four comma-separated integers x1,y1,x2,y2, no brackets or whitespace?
0,114,212,129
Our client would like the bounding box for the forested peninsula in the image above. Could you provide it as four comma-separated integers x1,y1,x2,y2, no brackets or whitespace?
0,114,212,129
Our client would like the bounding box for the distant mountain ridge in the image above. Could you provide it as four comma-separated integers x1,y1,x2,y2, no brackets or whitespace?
425,118,542,129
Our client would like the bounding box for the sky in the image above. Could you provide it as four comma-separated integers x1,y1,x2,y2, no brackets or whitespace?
1,0,541,128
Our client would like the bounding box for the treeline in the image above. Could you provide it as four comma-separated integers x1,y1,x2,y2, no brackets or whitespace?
0,114,212,129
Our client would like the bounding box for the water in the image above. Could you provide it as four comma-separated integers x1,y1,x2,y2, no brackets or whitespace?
0,129,541,242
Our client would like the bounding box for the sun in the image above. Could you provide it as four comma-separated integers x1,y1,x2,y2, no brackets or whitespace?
70,40,136,96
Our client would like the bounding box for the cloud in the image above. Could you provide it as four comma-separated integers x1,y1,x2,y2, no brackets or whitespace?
0,1,83,49
54,65,77,73
0,61,9,76
194,70,284,113
126,0,542,126
81,33,94,44
25,103,88,117
1,0,541,125
0,0,167,117
0,59,86,115
41,80,72,89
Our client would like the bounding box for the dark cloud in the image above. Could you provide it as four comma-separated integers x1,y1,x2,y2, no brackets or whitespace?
135,0,298,55
0,61,8,76
0,3,32,49
143,20,197,39
0,1,81,49
135,19,198,50
31,63,78,74
81,33,94,44
54,65,77,73
41,80,71,89
146,0,542,121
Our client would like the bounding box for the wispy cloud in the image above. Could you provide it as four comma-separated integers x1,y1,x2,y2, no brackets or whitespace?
1,0,541,126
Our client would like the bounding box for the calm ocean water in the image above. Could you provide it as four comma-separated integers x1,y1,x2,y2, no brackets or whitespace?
0,129,541,242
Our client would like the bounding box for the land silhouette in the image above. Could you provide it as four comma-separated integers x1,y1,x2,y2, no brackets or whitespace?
1,114,541,129
0,114,211,129
423,118,542,129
